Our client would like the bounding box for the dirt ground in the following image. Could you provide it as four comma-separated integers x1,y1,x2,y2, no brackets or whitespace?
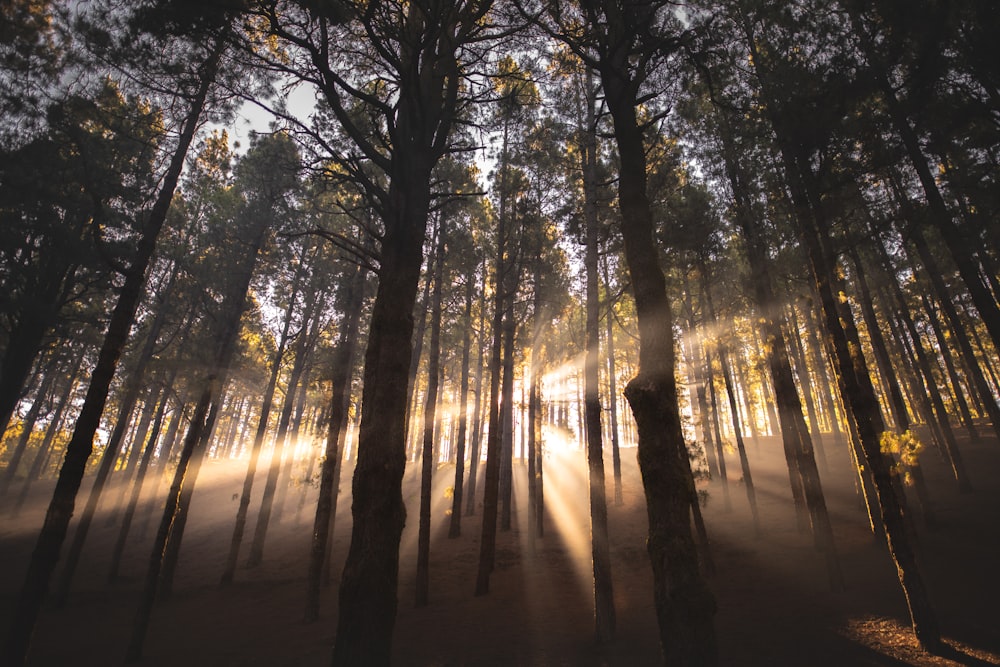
2,424,999,666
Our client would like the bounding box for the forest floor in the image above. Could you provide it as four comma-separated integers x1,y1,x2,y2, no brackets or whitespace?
2,424,1000,666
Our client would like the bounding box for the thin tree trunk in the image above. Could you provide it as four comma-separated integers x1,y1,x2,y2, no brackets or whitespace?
602,256,623,504
416,219,445,607
581,66,615,641
1,359,58,498
464,284,487,518
785,306,828,471
127,176,269,661
53,265,181,604
851,11,1000,355
220,258,304,586
747,15,941,647
448,264,475,537
108,367,178,583
475,109,513,596
13,358,85,517
305,261,366,623
247,293,319,567
498,314,516,532
900,203,1000,441
705,348,731,511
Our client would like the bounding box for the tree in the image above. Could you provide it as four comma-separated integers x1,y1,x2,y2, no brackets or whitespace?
535,0,720,661
126,131,302,661
2,18,228,661
254,0,494,660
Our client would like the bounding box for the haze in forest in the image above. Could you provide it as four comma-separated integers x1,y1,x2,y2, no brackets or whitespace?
1,1,1000,666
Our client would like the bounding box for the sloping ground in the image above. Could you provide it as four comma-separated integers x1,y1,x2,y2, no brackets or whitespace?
1,425,998,666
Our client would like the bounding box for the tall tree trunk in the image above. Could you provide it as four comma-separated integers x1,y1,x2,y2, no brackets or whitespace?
705,348,731,511
13,356,85,517
54,266,181,605
592,19,718,659
850,9,1000,354
602,256,624,504
919,292,977,438
0,269,77,442
475,110,512,596
448,263,475,537
126,154,269,659
1,39,223,666
464,285,487,518
898,198,1000,441
305,261,366,623
272,305,324,525
415,219,445,607
785,306,828,471
0,357,58,498
581,66,615,641
716,110,842,585
403,245,435,461
498,312,516,532
711,308,760,535
845,244,938,524
331,82,442,660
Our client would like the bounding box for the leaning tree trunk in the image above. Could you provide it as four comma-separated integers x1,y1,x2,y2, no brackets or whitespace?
126,177,268,661
12,357,85,518
108,365,180,583
1,40,223,667
701,268,760,536
220,258,303,586
247,294,319,568
705,348,732,511
849,8,1000,354
716,112,843,588
748,15,942,647
900,199,1000,441
0,354,59,498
